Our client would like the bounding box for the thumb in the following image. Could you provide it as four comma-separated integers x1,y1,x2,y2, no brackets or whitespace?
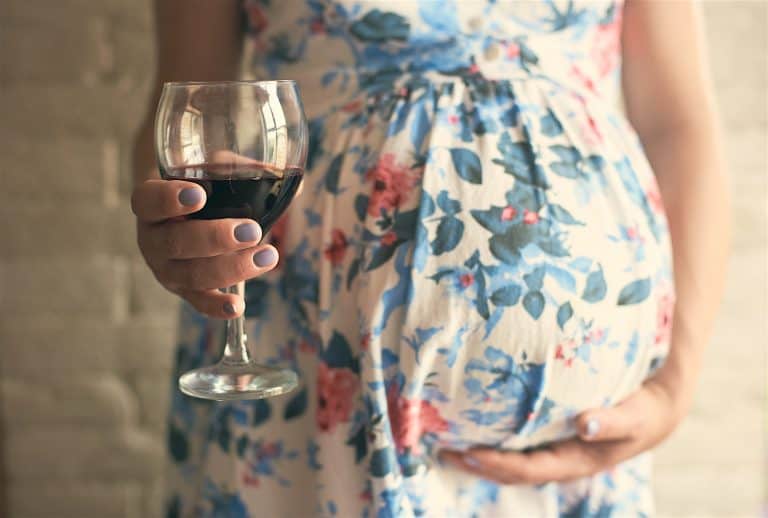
576,391,646,442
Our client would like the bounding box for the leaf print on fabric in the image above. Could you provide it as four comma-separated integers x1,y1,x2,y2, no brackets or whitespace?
545,264,577,293
582,266,607,303
548,203,583,225
617,278,651,305
556,301,574,330
540,109,564,137
202,480,249,518
244,278,270,318
169,422,189,463
523,266,545,291
523,290,545,319
403,326,443,363
493,132,550,189
463,346,545,433
432,216,464,255
350,9,410,42
470,206,516,235
250,399,271,426
490,284,522,307
411,103,431,151
450,148,483,184
369,447,398,477
283,386,308,420
322,331,359,372
324,154,343,194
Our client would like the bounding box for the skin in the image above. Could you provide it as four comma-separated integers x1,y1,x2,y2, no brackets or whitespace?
133,0,729,485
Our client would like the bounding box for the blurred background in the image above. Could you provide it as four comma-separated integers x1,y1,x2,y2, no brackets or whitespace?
0,1,764,517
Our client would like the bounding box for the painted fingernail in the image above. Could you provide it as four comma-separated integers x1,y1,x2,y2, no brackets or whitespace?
253,248,278,267
585,418,600,438
178,187,203,206
463,455,481,468
223,302,237,315
234,223,261,243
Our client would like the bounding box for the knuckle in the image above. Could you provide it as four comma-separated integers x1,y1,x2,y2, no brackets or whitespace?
209,222,233,251
164,230,185,259
232,252,257,280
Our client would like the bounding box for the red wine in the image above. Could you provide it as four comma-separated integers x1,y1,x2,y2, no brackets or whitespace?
161,165,303,233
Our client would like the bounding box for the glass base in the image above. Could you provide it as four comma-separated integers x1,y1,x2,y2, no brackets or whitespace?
179,362,298,401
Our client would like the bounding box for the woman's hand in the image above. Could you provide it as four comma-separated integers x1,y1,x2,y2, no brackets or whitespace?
131,179,279,319
441,376,683,484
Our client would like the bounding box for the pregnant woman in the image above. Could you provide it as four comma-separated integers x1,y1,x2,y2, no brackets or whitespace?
131,0,728,516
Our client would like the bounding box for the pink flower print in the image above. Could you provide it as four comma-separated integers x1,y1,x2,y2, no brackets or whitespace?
459,273,474,289
501,206,517,221
245,2,269,34
365,153,420,217
387,386,449,454
380,231,398,246
309,17,325,34
523,209,540,225
506,42,520,59
316,363,359,433
592,7,623,78
324,229,348,266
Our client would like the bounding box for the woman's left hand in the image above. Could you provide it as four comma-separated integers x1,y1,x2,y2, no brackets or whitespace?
440,376,684,485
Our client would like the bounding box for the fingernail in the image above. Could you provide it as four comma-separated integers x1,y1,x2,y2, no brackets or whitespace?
178,187,203,206
223,302,237,315
253,248,278,267
585,418,600,438
234,223,261,243
463,455,481,468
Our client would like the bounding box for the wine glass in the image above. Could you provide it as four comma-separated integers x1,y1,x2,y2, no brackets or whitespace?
155,80,307,400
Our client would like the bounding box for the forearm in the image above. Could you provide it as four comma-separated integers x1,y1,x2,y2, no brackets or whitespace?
641,119,730,415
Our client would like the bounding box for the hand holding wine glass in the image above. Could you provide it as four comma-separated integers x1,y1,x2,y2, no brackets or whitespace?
131,177,280,318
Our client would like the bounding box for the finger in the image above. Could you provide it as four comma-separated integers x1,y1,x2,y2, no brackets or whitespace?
179,288,244,319
161,245,279,291
442,441,611,485
131,179,206,223
143,219,262,260
576,394,646,442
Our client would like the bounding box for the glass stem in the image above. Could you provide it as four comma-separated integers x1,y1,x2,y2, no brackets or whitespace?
220,282,253,366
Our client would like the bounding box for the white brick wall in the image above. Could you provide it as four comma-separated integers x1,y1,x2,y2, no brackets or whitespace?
0,1,763,517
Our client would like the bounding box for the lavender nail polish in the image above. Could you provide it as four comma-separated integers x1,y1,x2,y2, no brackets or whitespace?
234,223,261,243
178,187,203,206
253,248,278,267
223,302,236,315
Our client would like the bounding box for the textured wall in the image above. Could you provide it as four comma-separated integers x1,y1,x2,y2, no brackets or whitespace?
0,1,764,517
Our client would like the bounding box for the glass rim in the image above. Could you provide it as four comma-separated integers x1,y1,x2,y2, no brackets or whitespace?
162,79,298,88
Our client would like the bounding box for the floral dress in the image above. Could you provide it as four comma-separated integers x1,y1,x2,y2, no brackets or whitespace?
165,1,675,516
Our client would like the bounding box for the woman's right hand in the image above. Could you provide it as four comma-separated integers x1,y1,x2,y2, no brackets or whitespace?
131,179,279,319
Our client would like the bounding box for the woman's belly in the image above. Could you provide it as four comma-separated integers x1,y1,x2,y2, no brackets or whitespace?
269,73,674,454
